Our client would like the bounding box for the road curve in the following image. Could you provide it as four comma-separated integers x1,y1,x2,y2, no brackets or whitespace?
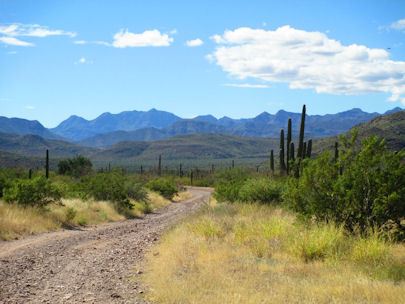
0,187,212,304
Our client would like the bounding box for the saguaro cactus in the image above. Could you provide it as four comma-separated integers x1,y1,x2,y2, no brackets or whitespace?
334,142,339,161
303,142,307,159
307,139,312,159
28,169,32,179
290,142,295,162
179,163,183,177
286,118,292,174
45,149,49,179
232,160,235,168
158,154,162,176
270,149,274,173
297,105,306,159
190,171,194,185
140,165,143,175
211,164,215,174
279,129,286,171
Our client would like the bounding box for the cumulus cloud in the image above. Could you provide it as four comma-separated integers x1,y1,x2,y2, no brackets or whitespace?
74,40,86,45
209,26,405,104
223,83,269,88
112,29,173,48
186,38,203,47
391,19,405,31
0,23,76,46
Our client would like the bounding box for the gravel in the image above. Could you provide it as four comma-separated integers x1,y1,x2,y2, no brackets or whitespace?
0,187,212,304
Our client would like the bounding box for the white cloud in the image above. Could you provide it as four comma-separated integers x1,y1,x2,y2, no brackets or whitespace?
25,105,35,110
210,26,405,104
223,83,269,88
7,51,17,54
0,23,76,47
0,36,33,46
186,38,203,47
79,57,86,63
112,29,173,48
170,29,178,35
74,40,86,45
0,23,76,37
391,19,405,31
75,57,93,64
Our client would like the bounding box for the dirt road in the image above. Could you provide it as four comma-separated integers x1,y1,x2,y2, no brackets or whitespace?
0,187,212,304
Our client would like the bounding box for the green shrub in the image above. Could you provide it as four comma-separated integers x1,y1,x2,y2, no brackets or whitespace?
58,155,93,177
284,133,405,234
214,168,248,202
82,171,147,210
238,177,283,204
146,178,178,200
3,176,62,207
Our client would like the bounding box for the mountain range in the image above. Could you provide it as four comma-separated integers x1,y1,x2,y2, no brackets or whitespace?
1,107,403,149
0,109,403,171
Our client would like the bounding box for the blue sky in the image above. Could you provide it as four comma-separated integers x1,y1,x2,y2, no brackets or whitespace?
1,0,405,128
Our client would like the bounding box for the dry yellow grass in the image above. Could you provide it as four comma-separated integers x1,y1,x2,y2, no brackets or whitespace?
172,191,193,202
142,201,405,304
0,190,170,241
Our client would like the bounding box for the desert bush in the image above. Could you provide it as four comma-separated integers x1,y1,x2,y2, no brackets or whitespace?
58,155,92,177
214,168,248,202
146,178,178,200
3,176,62,207
238,177,283,204
284,133,405,234
82,170,147,210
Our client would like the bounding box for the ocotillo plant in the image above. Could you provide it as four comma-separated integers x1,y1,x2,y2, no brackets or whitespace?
286,118,292,174
158,154,162,176
45,149,49,179
307,139,312,159
270,149,274,173
279,129,286,171
297,104,306,159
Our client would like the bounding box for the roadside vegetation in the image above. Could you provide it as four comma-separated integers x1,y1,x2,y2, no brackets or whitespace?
0,155,188,241
142,129,405,303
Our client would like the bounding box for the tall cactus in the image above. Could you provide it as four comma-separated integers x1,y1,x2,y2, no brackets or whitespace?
28,168,32,179
179,163,183,177
211,164,215,174
297,105,306,159
232,159,235,169
190,171,194,185
158,154,162,176
303,142,307,159
140,165,143,175
334,142,339,161
45,149,49,179
290,142,295,162
307,139,312,159
270,149,274,173
286,118,292,174
279,129,286,171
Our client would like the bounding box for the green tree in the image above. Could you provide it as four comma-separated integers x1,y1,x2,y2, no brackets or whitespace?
58,155,93,177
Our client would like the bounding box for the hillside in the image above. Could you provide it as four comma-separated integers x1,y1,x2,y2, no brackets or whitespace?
312,110,405,155
0,116,65,140
90,133,280,169
0,132,98,158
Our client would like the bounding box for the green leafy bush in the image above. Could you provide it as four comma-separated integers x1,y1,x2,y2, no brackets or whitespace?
82,171,147,209
238,177,283,204
3,176,62,207
284,133,405,234
214,168,248,202
146,178,178,200
58,155,93,177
